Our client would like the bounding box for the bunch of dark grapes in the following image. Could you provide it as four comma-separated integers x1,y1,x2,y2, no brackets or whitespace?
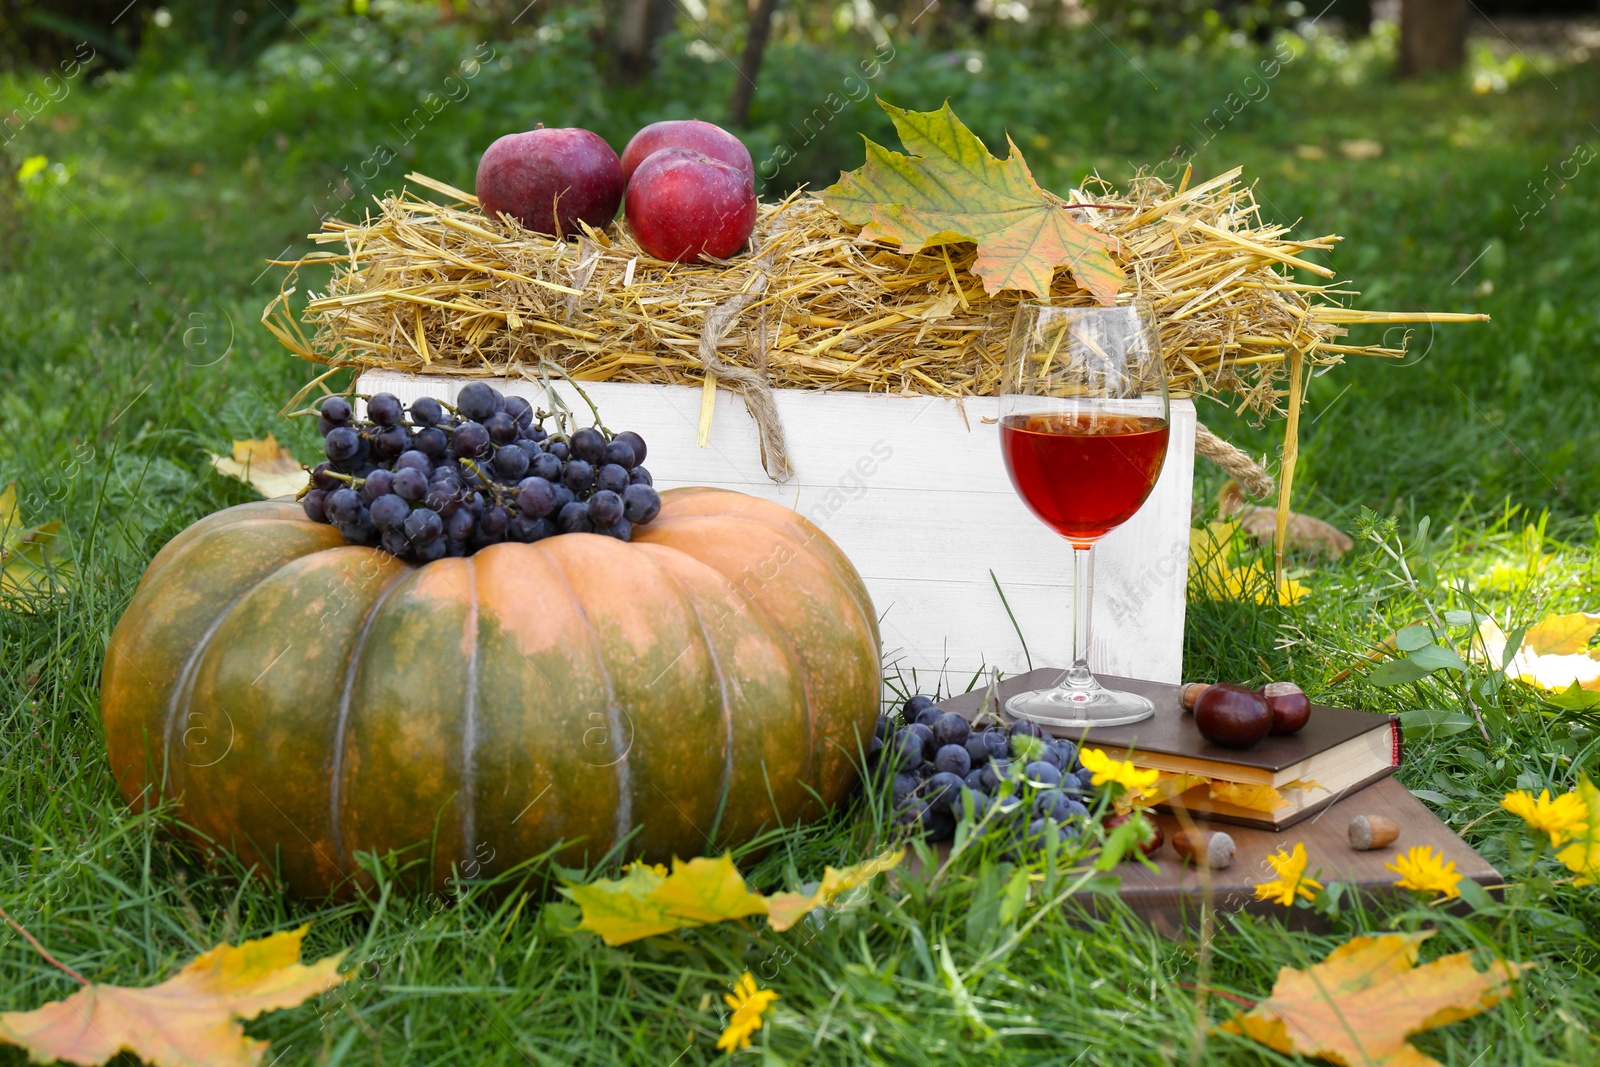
299,383,662,563
869,693,1100,855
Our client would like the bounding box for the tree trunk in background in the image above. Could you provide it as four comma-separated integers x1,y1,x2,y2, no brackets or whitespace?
729,0,781,128
613,0,677,83
1398,0,1466,76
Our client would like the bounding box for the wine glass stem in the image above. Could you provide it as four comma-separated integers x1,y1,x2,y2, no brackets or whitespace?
1067,543,1096,689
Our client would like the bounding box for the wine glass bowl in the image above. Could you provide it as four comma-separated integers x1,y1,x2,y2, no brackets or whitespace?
999,301,1170,729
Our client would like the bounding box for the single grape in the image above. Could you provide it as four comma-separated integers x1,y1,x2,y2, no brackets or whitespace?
453,421,490,459
980,759,1013,792
964,768,988,794
361,468,394,501
614,430,647,465
546,439,570,462
595,519,631,541
892,729,923,772
515,476,558,517
404,507,444,544
586,489,623,527
446,508,477,542
620,484,660,525
933,712,970,748
925,809,956,843
892,772,919,806
959,788,993,822
484,411,518,445
373,424,410,459
412,427,448,460
503,395,534,429
893,801,929,833
904,695,935,718
320,396,353,425
1010,720,1045,742
603,438,636,468
425,480,462,514
527,425,549,443
563,459,595,493
1024,761,1063,789
595,462,629,494
1061,798,1090,822
628,466,653,486
481,506,510,537
508,515,556,543
492,444,530,479
395,450,431,474
570,427,606,464
301,488,328,523
983,731,1010,760
557,500,593,534
490,387,506,411
1035,745,1064,771
392,467,428,502
338,515,374,545
934,744,971,777
905,722,936,761
369,493,409,532
1073,768,1097,794
528,452,562,481
414,538,447,563
445,540,468,558
367,393,403,427
914,706,941,728
963,734,992,768
513,437,544,457
924,771,964,812
326,487,363,525
875,715,893,741
380,530,410,558
408,396,444,427
1052,739,1080,771
310,462,339,490
456,382,497,422
324,426,360,463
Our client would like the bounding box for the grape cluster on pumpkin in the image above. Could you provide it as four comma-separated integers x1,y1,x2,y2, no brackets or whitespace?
870,694,1103,855
301,382,662,562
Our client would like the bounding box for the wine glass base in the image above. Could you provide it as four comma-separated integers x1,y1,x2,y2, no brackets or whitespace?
1005,683,1155,730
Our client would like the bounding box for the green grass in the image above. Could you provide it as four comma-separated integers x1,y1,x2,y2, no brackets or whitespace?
4,14,1600,1065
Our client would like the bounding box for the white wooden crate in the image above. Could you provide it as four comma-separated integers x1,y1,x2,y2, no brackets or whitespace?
356,371,1195,686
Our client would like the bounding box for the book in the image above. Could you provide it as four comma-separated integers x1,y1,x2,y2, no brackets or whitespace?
934,669,1401,831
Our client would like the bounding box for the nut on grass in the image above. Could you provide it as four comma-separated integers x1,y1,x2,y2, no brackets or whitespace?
1172,828,1236,869
1347,814,1399,851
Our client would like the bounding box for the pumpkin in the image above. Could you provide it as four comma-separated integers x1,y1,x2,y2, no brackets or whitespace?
101,488,880,897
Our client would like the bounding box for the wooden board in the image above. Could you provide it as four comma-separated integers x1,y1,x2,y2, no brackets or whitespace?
357,371,1197,685
1105,776,1500,936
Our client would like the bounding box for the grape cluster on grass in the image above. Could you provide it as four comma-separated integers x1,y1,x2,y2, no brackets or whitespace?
870,694,1102,857
300,383,662,562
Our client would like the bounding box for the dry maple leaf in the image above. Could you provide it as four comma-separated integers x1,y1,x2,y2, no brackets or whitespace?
208,435,309,500
0,482,71,607
1475,613,1600,709
764,848,904,931
1220,930,1527,1067
1218,480,1353,558
0,925,347,1067
823,100,1124,302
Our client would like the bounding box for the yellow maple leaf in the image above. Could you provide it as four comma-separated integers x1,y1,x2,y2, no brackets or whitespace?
764,848,904,932
1219,931,1527,1067
0,925,346,1067
0,482,71,607
1208,780,1287,814
1476,614,1600,708
564,855,768,946
209,436,309,500
1189,520,1308,605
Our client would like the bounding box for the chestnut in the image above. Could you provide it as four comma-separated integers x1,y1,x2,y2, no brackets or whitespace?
1104,811,1164,857
1262,681,1312,735
1193,683,1272,749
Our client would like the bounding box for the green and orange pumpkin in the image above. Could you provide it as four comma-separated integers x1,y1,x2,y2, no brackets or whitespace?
101,488,880,897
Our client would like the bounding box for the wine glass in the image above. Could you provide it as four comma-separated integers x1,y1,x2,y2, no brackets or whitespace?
999,300,1170,729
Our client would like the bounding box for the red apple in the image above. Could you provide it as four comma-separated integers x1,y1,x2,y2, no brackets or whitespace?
620,119,754,187
625,148,757,263
475,127,622,238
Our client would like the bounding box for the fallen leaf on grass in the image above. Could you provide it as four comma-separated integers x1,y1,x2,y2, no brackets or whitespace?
209,436,309,500
0,481,72,606
824,100,1124,302
565,849,904,947
1220,930,1527,1067
1218,480,1353,558
0,925,347,1067
1189,520,1309,605
1476,613,1600,709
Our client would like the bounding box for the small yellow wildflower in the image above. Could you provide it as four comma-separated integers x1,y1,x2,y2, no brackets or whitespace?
717,972,778,1053
1253,842,1322,906
1501,788,1589,847
1554,776,1600,886
1387,846,1463,900
1079,747,1160,793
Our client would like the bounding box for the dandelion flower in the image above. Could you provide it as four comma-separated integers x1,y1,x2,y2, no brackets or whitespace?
717,972,778,1053
1387,846,1462,900
1501,788,1588,847
1079,747,1161,793
1253,842,1322,906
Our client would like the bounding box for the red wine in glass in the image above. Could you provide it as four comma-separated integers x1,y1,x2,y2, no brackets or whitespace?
1001,412,1169,545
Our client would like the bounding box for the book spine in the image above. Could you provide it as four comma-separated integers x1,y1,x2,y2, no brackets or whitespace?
1391,718,1404,766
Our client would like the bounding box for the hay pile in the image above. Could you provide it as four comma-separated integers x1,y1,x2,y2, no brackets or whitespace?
264,168,1481,494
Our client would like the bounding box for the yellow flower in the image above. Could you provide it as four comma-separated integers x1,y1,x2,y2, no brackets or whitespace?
1253,842,1322,906
1387,846,1462,900
1079,747,1161,793
1502,788,1589,848
717,972,778,1053
1553,775,1600,886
